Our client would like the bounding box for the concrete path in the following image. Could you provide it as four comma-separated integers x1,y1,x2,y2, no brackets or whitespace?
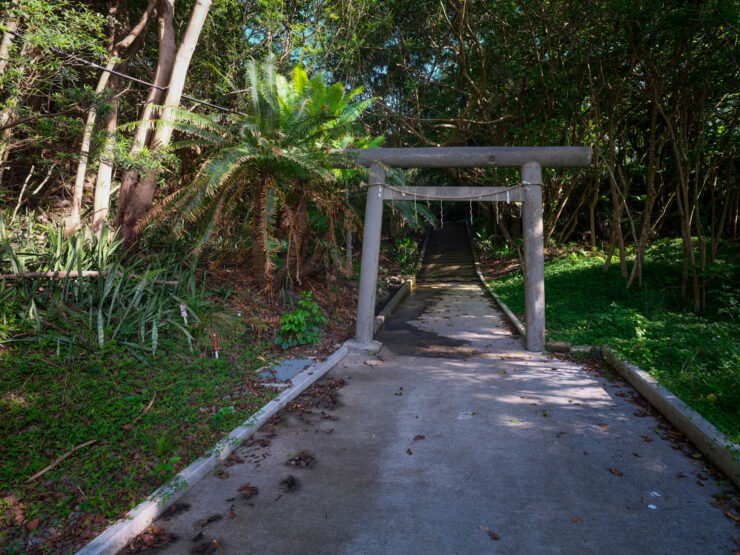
153,283,737,554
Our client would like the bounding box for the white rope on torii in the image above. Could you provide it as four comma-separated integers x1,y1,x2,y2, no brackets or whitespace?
335,146,592,353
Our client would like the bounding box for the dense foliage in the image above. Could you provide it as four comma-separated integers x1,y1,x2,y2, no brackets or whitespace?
0,0,736,299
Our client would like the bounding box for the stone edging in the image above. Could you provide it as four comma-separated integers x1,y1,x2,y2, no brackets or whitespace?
373,225,431,335
464,222,527,338
602,346,740,490
77,347,349,554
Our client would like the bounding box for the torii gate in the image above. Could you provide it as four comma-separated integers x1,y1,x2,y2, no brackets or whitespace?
341,146,592,353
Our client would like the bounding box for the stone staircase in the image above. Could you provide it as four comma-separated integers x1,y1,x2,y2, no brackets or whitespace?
417,222,478,283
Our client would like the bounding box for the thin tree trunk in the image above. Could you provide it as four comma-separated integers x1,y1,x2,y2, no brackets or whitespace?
659,103,700,312
604,130,628,277
627,99,662,288
589,168,599,252
118,0,212,245
0,4,21,189
92,86,119,235
251,177,274,284
91,0,158,236
0,0,18,79
64,58,115,237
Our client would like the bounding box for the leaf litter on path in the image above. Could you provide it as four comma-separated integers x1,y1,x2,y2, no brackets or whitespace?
478,525,501,540
125,526,176,552
405,434,426,455
238,483,258,499
286,451,314,468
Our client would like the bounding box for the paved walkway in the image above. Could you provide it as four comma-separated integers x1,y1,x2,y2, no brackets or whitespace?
154,283,737,554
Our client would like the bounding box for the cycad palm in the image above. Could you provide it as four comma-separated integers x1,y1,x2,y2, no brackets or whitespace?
144,58,373,285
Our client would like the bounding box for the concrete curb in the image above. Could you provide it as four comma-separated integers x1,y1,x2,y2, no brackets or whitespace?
373,280,411,335
602,346,740,490
372,226,431,336
465,223,527,338
77,347,349,554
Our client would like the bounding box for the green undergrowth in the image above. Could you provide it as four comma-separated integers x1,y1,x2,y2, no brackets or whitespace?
0,340,275,550
0,222,279,551
488,239,740,443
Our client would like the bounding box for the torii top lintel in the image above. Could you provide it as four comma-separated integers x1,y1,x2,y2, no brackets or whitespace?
340,146,592,169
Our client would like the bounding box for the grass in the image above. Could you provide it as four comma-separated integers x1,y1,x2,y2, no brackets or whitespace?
487,239,740,443
0,339,276,552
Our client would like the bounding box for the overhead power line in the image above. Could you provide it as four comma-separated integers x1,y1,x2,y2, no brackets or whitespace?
7,29,245,116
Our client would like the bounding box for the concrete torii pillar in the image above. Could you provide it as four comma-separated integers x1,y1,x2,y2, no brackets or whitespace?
340,147,592,353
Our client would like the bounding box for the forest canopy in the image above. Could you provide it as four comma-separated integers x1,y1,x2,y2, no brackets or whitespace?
0,0,737,301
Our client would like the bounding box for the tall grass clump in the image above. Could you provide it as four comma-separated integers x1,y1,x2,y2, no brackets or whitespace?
0,218,199,358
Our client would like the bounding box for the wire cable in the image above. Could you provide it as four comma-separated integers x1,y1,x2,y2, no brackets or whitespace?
7,29,246,116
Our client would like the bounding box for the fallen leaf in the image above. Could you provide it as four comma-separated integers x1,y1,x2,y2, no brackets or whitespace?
127,526,176,552
25,518,39,530
200,514,222,527
406,448,413,455
726,512,740,522
238,483,259,499
572,518,586,523
608,468,623,477
280,475,299,491
478,525,501,541
413,435,426,441
598,423,608,428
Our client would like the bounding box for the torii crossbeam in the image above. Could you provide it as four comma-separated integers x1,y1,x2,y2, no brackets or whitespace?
338,146,592,352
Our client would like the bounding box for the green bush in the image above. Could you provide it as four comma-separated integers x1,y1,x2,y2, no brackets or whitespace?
275,291,327,349
394,237,419,274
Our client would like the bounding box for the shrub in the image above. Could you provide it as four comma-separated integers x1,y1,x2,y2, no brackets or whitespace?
275,291,327,349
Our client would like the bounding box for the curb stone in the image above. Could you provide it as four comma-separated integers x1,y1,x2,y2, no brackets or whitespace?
76,347,349,554
372,225,431,336
602,346,740,490
465,222,527,338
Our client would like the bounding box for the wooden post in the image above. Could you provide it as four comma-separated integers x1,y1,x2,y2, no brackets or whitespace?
522,162,545,351
354,163,385,347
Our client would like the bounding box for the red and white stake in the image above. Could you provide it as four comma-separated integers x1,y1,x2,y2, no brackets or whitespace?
212,334,219,359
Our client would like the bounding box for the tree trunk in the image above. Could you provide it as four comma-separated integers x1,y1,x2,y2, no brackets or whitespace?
0,0,18,79
90,0,158,236
64,58,115,237
118,0,176,223
627,99,662,288
118,0,212,246
251,177,274,284
92,84,119,235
